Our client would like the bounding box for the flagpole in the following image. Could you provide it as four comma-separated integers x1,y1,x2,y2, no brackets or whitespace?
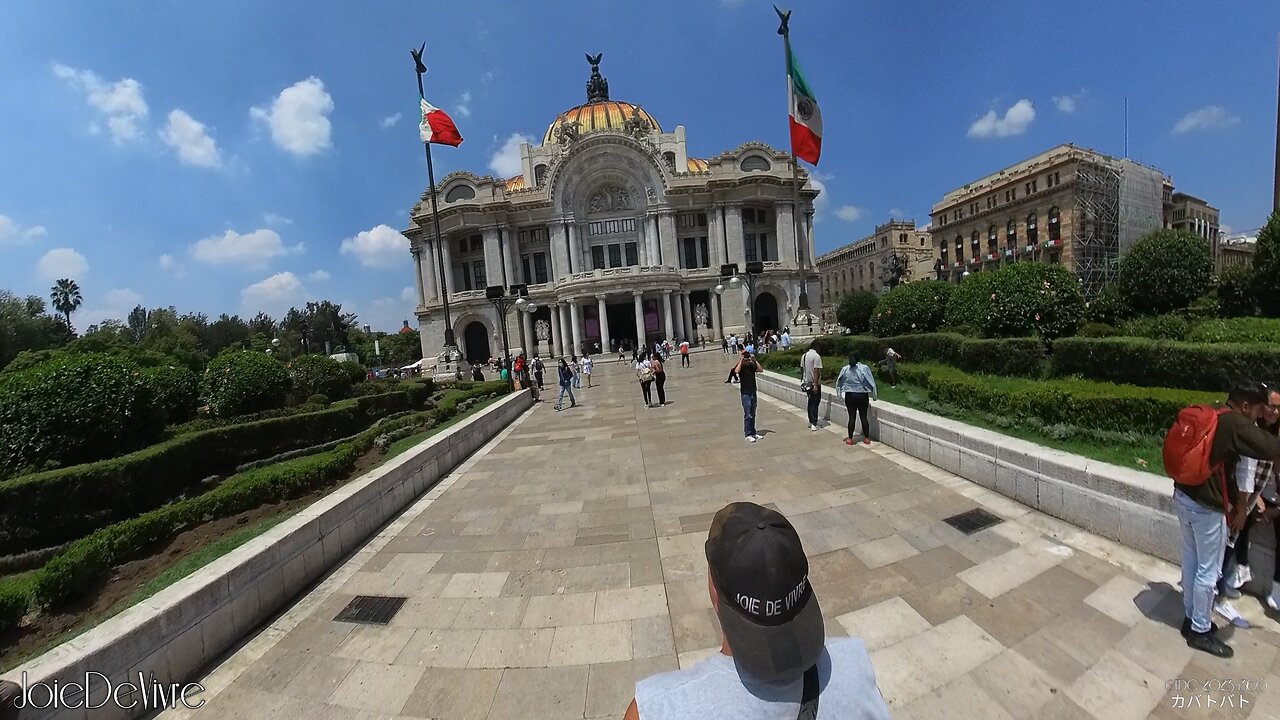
776,7,812,332
412,44,458,358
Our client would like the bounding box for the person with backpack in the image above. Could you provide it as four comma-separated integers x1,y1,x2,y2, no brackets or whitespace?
553,357,576,411
1219,386,1280,610
1165,381,1280,658
532,355,545,390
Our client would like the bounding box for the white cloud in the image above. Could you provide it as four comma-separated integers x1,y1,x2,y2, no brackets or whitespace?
241,271,310,315
481,70,497,85
158,253,187,277
835,205,865,223
968,99,1036,138
339,224,407,269
1052,90,1086,114
36,248,88,280
77,288,143,328
250,77,334,156
1173,105,1240,135
190,228,302,268
807,171,832,219
488,133,532,177
104,288,142,308
0,214,47,245
263,212,293,226
308,269,331,281
160,109,222,167
380,112,402,129
52,63,149,143
888,208,905,218
400,285,416,302
456,91,472,119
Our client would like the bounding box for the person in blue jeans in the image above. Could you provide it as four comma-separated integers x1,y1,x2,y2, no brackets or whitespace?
1173,381,1280,658
554,357,576,411
735,351,762,443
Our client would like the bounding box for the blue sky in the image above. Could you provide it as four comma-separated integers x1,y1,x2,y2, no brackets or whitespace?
1,1,1276,331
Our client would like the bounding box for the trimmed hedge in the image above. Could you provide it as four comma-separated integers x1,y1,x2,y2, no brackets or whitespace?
869,281,954,337
1050,337,1280,392
808,333,1045,378
1188,318,1280,344
0,387,435,554
143,364,200,425
203,351,290,418
25,382,508,611
945,263,1084,340
288,354,352,402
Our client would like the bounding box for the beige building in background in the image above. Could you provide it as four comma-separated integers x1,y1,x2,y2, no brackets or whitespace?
1216,230,1258,274
816,219,933,323
929,144,1168,294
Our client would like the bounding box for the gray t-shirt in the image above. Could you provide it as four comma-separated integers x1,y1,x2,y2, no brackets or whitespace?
634,638,890,720
801,349,823,384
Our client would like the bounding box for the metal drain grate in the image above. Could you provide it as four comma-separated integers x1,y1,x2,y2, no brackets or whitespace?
334,595,408,625
942,508,1003,535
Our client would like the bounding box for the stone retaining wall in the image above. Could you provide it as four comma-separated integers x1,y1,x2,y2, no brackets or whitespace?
1,390,533,720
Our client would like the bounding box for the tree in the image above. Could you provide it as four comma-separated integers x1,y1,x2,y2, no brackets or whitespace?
1253,210,1280,317
1116,229,1213,315
835,292,878,334
248,311,277,338
1217,265,1258,318
126,305,148,342
948,262,1084,340
207,313,250,355
0,291,73,370
49,278,83,330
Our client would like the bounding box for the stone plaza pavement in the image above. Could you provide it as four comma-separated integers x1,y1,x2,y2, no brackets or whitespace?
167,356,1280,720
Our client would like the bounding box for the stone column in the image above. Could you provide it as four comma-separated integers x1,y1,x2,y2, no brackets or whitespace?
775,202,796,267
682,291,695,339
725,204,745,268
596,295,611,352
711,291,723,341
672,292,684,339
649,215,661,266
521,308,534,356
550,302,563,357
440,235,455,300
633,291,646,346
661,290,674,340
482,227,503,290
422,238,439,302
550,221,569,281
501,226,518,286
658,212,678,270
411,246,427,307
568,223,581,274
706,207,722,269
569,298,583,356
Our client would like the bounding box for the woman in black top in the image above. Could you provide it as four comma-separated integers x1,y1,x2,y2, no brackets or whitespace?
651,352,667,406
471,363,484,381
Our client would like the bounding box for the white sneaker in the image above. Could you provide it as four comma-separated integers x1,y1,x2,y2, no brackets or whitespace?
1228,563,1253,589
1268,582,1280,612
808,424,818,431
752,434,764,441
1214,598,1251,628
745,436,757,443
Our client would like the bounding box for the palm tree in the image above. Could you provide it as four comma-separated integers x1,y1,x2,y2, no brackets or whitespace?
50,278,83,330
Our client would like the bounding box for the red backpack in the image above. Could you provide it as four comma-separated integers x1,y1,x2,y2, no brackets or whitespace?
1163,405,1230,486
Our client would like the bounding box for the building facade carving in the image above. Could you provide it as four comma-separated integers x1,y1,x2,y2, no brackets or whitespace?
402,55,820,362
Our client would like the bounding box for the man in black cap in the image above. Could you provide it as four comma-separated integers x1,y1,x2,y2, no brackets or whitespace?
623,502,889,719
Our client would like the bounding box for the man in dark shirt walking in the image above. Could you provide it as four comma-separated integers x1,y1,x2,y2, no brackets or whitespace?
1174,381,1280,657
735,351,763,443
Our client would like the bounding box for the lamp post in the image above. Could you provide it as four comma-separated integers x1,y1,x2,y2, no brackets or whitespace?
714,261,763,336
485,283,529,392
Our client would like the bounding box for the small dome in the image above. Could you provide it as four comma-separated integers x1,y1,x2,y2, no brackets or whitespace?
505,175,526,192
544,101,661,145
686,157,709,173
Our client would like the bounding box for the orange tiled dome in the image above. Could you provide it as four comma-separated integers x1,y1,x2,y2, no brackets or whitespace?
686,157,709,173
505,175,525,192
543,101,661,144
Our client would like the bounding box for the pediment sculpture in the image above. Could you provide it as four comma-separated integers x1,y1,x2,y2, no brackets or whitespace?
588,184,632,213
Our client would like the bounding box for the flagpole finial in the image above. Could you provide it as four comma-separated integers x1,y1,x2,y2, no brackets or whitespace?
411,43,427,76
774,6,791,36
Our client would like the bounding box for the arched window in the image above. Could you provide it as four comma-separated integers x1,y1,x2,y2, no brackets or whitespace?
1006,218,1017,250
1026,212,1038,245
663,152,677,173
987,225,998,252
1048,206,1061,242
740,155,771,172
534,164,547,186
445,184,476,202
970,230,980,248
954,234,964,262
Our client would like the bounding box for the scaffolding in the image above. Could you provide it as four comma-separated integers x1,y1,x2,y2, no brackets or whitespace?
1072,160,1121,296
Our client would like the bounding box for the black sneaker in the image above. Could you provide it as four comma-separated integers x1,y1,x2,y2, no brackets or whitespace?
1180,618,1220,638
1186,629,1234,658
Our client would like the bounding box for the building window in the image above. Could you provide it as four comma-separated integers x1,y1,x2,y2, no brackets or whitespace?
462,260,486,291
742,207,772,262
1048,206,1061,242
987,225,997,252
970,230,980,251
445,184,476,203
626,242,638,266
954,235,964,263
1026,212,1038,245
1006,219,1017,249
740,155,771,172
587,218,638,236
920,237,926,247
534,164,547,186
608,244,623,268
591,246,606,270
521,252,549,284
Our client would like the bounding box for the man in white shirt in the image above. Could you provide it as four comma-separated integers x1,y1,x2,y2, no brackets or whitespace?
801,346,823,431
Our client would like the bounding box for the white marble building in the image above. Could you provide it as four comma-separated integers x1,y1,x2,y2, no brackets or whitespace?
403,57,819,362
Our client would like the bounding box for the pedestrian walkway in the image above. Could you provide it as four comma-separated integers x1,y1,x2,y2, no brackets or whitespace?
169,356,1280,720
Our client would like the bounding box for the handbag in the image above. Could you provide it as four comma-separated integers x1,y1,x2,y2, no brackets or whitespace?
637,368,655,383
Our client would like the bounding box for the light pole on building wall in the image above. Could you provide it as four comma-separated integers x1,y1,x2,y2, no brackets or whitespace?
715,261,764,336
485,283,529,392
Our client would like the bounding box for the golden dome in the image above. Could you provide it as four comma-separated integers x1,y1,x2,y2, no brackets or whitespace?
686,157,708,173
543,101,662,144
505,174,525,192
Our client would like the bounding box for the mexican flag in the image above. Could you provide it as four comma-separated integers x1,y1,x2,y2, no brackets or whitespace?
786,47,821,165
420,97,463,147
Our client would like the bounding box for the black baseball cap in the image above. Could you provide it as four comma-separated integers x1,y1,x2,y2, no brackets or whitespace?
705,502,824,683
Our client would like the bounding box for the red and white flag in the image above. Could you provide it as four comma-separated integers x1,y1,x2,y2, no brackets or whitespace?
419,97,462,147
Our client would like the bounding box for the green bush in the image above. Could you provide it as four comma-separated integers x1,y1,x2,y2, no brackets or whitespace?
1117,229,1213,315
0,389,431,553
0,349,69,376
340,360,367,386
953,337,1044,377
835,292,879,334
869,281,954,336
0,353,163,477
143,364,200,425
28,383,507,608
1078,323,1119,338
1252,210,1280,317
288,354,352,402
1050,337,1280,392
0,576,29,631
203,351,290,418
306,393,331,407
1217,265,1258,318
1188,317,1280,344
947,263,1084,340
797,333,1044,378
1119,314,1190,341
1083,284,1131,326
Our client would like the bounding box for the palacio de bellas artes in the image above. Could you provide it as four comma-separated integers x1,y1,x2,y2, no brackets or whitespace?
402,55,821,364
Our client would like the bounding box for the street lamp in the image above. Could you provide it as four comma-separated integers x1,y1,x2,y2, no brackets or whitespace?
715,261,763,335
485,283,528,392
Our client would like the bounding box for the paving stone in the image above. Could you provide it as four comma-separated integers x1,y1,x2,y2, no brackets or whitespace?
486,667,589,720
401,667,502,719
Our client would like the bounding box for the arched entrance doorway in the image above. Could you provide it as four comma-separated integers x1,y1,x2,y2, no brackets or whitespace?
753,292,780,334
462,321,492,364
